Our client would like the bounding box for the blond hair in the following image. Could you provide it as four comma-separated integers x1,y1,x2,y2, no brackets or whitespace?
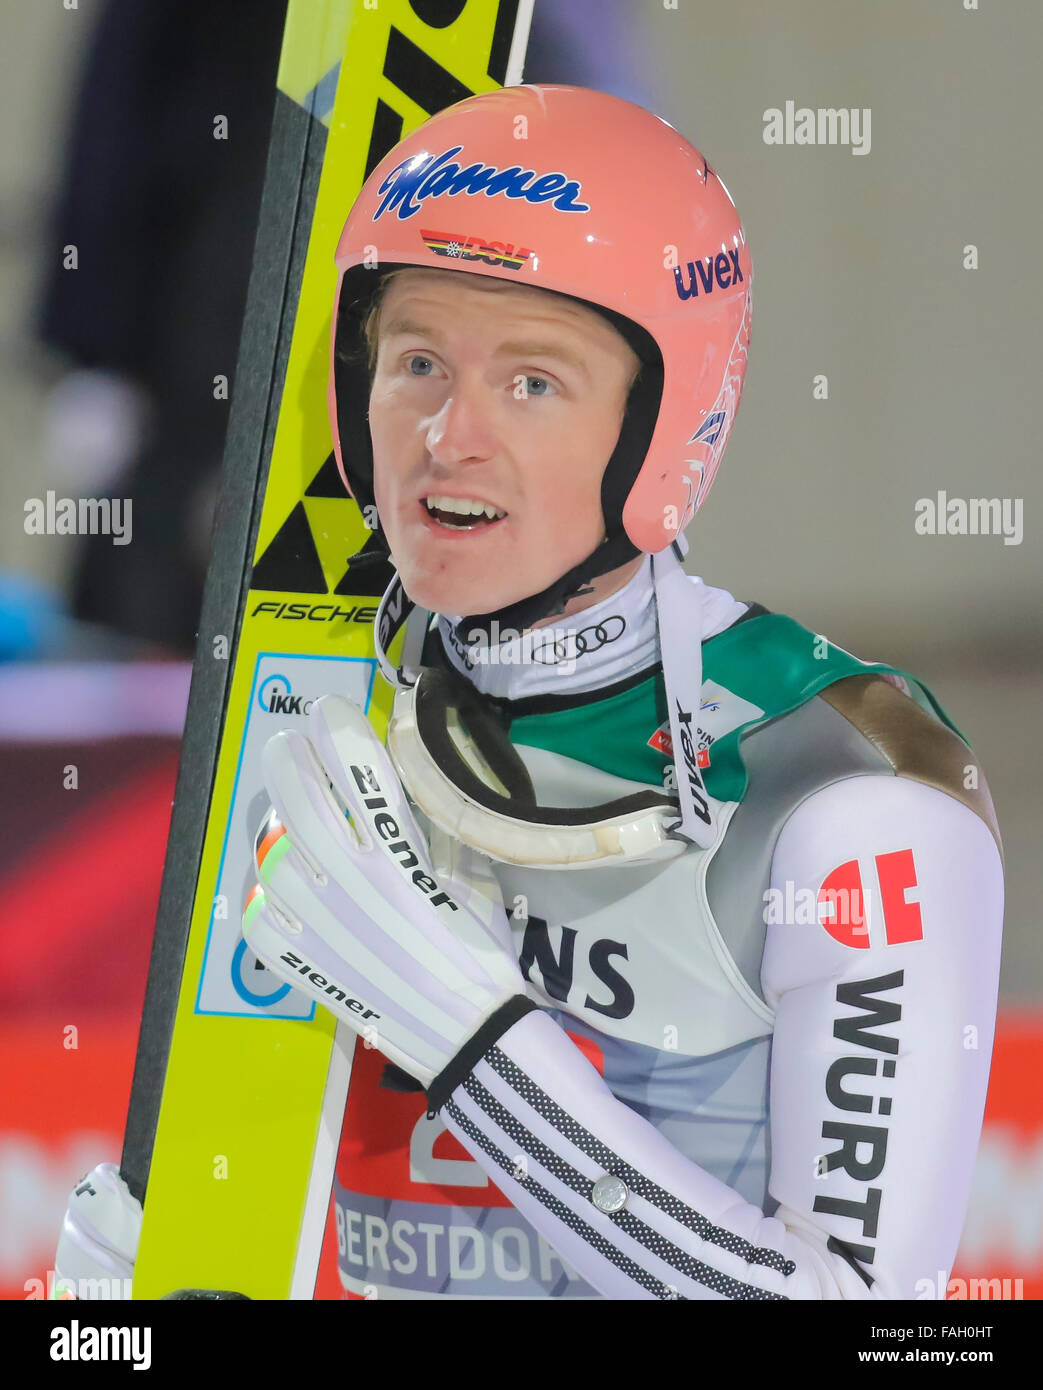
363,269,407,378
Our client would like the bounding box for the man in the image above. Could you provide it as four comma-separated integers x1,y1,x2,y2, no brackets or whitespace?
59,85,1003,1300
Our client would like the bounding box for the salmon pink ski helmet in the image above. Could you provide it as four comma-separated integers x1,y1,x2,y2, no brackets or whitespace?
329,83,752,634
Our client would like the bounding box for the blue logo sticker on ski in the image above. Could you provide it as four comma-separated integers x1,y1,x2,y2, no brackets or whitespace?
195,651,377,1020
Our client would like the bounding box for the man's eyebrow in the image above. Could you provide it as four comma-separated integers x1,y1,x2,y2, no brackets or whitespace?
380,316,443,343
492,340,589,376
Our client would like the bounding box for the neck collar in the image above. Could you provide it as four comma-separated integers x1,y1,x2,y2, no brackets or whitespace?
437,557,749,701
438,558,660,699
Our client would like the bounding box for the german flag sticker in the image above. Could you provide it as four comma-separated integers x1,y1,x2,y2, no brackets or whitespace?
420,228,534,271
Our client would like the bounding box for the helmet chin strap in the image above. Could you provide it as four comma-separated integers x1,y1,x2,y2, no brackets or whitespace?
374,571,429,689
455,527,640,639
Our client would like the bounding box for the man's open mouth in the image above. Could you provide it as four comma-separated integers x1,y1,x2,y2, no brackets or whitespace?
422,495,507,529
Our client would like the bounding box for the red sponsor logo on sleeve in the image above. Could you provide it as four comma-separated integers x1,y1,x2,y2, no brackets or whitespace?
818,850,923,948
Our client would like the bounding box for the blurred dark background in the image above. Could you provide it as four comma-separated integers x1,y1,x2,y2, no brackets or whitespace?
34,0,287,654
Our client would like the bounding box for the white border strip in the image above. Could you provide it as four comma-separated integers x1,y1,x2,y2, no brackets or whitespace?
505,0,536,87
289,1022,356,1299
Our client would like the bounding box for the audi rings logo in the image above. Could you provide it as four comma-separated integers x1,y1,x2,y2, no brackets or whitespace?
442,615,627,674
530,616,626,664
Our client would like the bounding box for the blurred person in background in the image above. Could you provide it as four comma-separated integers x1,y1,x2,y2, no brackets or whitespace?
35,0,287,658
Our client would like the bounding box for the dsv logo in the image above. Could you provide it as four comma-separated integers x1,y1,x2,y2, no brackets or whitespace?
531,616,626,664
258,674,314,717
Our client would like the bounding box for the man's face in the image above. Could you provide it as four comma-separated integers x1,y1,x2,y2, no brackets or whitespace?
368,267,639,619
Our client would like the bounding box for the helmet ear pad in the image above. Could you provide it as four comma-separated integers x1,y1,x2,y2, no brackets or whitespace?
331,266,391,524
331,265,665,632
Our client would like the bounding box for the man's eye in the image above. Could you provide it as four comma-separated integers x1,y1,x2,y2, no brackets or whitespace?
523,376,552,396
407,355,434,376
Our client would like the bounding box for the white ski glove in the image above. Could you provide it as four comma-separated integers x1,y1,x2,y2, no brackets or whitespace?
243,694,535,1106
54,1162,141,1299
